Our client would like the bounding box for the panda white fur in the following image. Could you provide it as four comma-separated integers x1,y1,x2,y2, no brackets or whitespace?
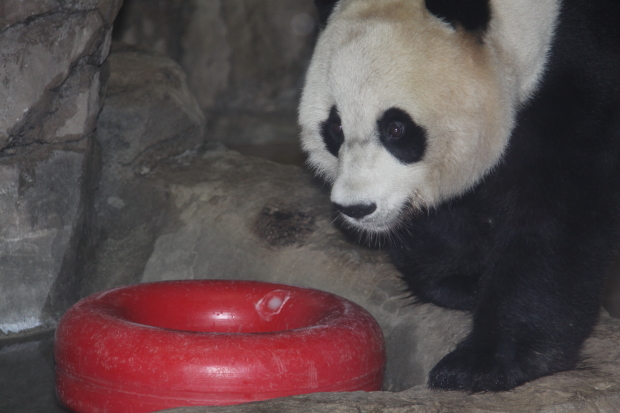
299,0,620,392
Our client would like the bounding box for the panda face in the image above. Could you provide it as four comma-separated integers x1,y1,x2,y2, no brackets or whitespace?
299,0,559,233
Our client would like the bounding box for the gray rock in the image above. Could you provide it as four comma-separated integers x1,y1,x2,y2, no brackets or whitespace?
0,0,121,337
97,45,205,171
0,0,58,29
0,1,121,149
0,142,96,335
85,45,206,296
203,0,317,114
113,0,317,146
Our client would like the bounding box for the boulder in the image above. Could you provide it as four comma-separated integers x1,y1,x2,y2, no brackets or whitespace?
0,142,98,335
113,0,316,148
84,45,206,296
0,0,122,149
0,0,121,337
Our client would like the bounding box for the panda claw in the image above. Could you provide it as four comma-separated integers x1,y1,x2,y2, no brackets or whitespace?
429,350,523,392
428,333,581,393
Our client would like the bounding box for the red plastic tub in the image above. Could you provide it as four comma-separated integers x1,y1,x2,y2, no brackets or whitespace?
55,280,385,412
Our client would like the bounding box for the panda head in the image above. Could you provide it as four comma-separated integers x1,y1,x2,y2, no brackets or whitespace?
299,0,559,233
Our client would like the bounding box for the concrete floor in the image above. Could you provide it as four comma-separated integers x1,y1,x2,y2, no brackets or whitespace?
0,330,70,412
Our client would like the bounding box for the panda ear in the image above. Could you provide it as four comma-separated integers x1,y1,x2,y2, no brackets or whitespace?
424,0,491,33
315,0,340,28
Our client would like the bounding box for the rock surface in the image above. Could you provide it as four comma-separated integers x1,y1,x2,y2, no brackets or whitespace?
113,0,317,147
0,142,97,335
0,0,122,149
84,45,206,297
0,0,121,337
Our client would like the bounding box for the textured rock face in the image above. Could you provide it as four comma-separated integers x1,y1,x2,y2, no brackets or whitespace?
0,143,96,334
98,46,205,171
0,0,121,336
113,0,316,147
0,0,122,149
85,45,206,296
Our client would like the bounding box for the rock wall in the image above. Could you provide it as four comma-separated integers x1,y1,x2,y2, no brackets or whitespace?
0,0,122,336
85,45,206,297
113,0,317,147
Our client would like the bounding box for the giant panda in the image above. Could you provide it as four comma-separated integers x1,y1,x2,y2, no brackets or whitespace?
299,0,620,392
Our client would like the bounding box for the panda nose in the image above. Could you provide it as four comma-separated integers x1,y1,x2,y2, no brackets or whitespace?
333,203,377,219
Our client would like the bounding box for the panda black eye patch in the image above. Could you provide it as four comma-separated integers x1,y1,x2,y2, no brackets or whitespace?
377,108,427,164
320,106,344,158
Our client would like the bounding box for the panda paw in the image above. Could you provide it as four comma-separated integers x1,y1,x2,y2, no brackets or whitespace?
428,339,532,393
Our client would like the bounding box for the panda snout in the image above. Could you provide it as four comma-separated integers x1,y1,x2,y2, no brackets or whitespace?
333,202,377,219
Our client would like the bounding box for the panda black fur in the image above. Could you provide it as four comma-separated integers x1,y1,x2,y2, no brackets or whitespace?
300,0,620,392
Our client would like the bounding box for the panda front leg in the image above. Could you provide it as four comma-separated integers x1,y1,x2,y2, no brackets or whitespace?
427,233,605,392
390,206,490,312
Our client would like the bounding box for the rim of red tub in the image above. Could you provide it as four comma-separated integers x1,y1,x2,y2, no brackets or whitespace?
55,280,386,412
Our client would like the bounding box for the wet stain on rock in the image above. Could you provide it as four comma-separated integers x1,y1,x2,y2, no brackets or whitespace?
254,204,315,248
